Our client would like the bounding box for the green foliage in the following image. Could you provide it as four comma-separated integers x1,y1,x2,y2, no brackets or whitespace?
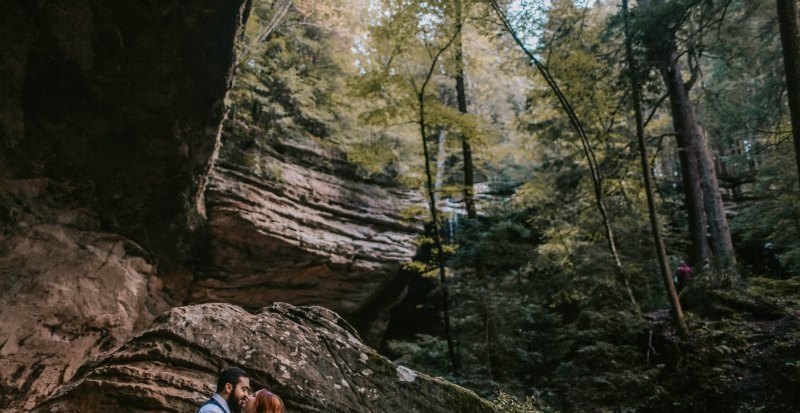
387,334,453,374
225,0,385,183
730,137,800,275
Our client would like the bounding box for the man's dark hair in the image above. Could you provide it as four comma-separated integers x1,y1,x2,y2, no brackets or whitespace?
216,367,248,393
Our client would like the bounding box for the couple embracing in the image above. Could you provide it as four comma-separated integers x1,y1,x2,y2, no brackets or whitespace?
197,367,284,413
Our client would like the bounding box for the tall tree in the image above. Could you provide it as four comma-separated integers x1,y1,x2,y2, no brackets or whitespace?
638,0,735,267
623,0,688,338
659,46,712,265
490,0,641,315
777,0,800,188
452,0,496,378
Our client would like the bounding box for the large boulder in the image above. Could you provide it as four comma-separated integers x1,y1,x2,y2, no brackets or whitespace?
32,303,497,413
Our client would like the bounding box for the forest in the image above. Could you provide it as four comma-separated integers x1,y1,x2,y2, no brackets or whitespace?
228,0,800,411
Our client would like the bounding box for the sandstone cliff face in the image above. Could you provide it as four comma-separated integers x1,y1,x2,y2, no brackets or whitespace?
181,1,424,344
32,302,495,413
191,133,422,344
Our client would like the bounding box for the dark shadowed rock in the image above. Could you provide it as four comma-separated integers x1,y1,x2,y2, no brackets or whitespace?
32,303,497,413
0,0,249,268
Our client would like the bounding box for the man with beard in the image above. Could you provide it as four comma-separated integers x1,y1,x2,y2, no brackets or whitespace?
197,367,251,413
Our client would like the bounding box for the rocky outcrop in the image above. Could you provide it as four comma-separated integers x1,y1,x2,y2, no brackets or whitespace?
33,302,496,413
1,0,427,410
0,178,171,412
191,133,423,345
0,2,250,411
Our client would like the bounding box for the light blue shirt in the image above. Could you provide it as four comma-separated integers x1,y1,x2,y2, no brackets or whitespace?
197,393,231,413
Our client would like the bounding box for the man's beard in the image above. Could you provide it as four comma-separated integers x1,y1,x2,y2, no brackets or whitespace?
227,392,243,413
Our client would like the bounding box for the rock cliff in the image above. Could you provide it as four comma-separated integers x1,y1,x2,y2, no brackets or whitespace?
33,303,496,413
0,0,249,265
191,133,422,345
181,0,424,344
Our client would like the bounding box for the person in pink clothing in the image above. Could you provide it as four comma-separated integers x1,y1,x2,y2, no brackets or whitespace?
674,261,693,290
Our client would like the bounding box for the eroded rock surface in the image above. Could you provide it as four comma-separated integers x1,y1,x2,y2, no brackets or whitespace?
0,1,430,410
175,1,424,344
0,178,171,412
33,302,496,413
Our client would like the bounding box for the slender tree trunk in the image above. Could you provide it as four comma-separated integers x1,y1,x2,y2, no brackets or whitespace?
697,127,735,267
417,32,461,374
777,0,800,188
420,96,459,374
454,0,477,220
640,0,734,269
489,0,641,315
623,0,688,338
258,0,293,43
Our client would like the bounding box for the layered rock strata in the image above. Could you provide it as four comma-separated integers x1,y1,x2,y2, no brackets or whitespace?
192,133,422,344
1,0,427,410
33,302,496,413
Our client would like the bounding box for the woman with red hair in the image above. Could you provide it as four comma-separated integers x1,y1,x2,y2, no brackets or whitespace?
244,389,284,413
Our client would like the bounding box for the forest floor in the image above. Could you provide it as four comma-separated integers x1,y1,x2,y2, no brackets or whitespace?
548,276,800,412
645,276,800,412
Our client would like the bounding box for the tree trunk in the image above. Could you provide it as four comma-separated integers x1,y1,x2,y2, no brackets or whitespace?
697,126,735,267
777,0,800,188
453,0,494,379
419,94,459,374
660,47,734,267
435,129,447,193
638,0,734,269
623,0,689,338
659,57,709,266
255,0,293,44
454,0,477,220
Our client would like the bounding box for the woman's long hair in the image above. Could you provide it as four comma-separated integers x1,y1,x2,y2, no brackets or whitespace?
253,389,284,413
